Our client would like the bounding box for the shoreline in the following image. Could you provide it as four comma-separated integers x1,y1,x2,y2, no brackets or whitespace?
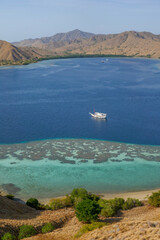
1,187,160,204
101,188,160,201
38,188,160,204
0,54,159,67
0,54,130,67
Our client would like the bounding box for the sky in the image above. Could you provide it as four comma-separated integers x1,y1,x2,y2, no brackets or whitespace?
0,0,160,42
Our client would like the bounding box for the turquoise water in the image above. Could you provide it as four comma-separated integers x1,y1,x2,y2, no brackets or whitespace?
0,139,160,199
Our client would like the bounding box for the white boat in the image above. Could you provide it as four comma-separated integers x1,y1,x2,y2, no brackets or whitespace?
89,112,107,119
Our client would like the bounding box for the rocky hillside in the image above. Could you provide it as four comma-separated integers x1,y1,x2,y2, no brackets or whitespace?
46,31,160,58
12,30,160,59
0,195,76,238
13,29,95,47
1,30,160,65
1,195,160,240
0,40,42,63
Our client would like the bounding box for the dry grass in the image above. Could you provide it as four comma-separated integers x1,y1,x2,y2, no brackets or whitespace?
1,195,160,240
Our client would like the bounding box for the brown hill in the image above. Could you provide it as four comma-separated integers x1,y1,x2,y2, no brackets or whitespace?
12,30,160,59
0,195,75,238
24,204,160,240
0,195,35,219
1,30,160,65
0,194,160,240
0,40,42,63
13,29,95,47
38,31,160,58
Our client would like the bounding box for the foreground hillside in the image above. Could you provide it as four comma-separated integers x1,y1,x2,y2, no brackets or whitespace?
1,189,160,240
0,195,78,239
28,205,160,240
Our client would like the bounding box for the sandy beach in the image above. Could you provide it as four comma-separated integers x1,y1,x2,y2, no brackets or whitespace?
37,188,160,204
101,188,160,201
1,186,160,204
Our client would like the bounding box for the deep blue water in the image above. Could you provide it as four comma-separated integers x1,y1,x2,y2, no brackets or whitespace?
1,58,160,198
0,57,160,145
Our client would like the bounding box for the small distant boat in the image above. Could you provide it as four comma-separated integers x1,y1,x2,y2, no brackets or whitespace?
101,60,105,63
89,112,107,119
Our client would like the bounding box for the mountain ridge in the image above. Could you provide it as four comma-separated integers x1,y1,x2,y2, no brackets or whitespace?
12,30,160,59
13,29,95,47
1,30,160,65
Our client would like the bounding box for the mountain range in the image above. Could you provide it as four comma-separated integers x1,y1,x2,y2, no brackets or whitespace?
13,29,94,47
0,29,160,64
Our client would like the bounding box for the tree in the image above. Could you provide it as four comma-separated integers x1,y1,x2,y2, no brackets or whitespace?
75,199,101,223
26,198,39,209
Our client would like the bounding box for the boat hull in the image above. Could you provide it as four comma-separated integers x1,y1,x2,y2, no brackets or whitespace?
89,112,107,119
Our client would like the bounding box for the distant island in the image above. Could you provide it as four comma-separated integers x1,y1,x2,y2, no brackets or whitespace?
0,29,160,66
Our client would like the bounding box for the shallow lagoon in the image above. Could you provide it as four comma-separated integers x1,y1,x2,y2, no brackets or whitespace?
0,139,160,199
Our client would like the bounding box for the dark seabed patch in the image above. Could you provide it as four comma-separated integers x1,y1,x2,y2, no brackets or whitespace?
1,183,21,195
0,139,160,199
0,139,160,163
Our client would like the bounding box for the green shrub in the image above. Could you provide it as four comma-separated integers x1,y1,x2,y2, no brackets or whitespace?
70,188,88,202
49,196,72,210
110,198,125,211
18,225,36,239
74,222,107,238
73,196,85,207
70,188,99,206
134,199,142,207
42,222,55,233
37,203,52,210
100,197,124,214
42,204,52,210
98,197,142,217
86,193,100,202
98,199,116,217
26,198,49,210
98,199,107,208
5,195,14,200
26,198,40,209
122,198,142,210
148,191,160,207
101,203,116,217
49,198,65,210
75,199,101,223
64,195,73,207
1,233,16,240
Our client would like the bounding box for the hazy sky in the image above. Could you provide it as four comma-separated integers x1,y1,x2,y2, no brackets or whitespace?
1,0,160,42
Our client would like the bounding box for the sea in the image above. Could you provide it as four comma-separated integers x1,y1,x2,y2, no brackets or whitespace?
0,57,160,199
